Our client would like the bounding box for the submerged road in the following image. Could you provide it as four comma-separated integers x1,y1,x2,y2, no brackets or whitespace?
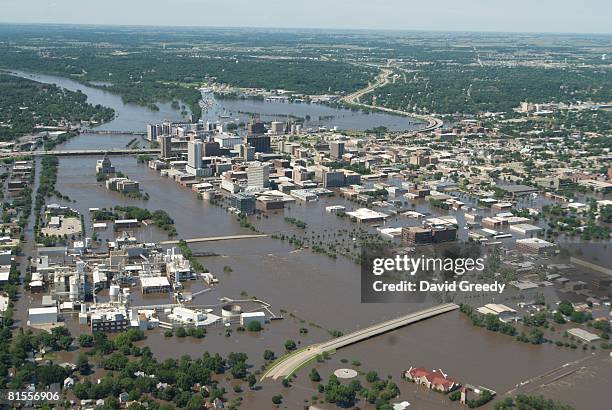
262,303,459,381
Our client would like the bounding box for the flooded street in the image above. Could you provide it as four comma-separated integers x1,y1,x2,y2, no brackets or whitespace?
10,70,608,409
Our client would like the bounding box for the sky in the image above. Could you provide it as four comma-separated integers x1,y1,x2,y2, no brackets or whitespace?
1,0,611,34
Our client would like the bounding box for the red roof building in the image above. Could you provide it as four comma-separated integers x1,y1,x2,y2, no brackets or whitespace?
404,366,460,393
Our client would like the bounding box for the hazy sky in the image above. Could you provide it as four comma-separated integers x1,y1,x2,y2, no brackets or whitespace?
1,0,611,34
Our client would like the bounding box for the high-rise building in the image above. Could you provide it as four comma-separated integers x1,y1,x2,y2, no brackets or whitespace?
239,144,255,161
187,140,203,170
246,135,271,153
146,124,158,141
246,162,270,189
160,135,172,159
270,121,284,134
162,121,172,135
247,120,266,135
202,141,221,157
292,166,313,183
330,141,345,159
323,170,346,188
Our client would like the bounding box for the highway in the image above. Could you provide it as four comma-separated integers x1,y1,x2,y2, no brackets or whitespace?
341,66,443,132
262,303,459,381
160,234,269,245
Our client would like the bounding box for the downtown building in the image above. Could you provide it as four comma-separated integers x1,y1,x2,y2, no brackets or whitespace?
246,162,270,189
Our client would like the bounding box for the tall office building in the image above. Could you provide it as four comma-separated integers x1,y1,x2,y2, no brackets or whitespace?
323,170,346,188
202,141,221,157
330,141,345,159
162,121,172,135
270,121,284,134
246,162,270,189
160,135,172,159
187,140,203,170
239,144,255,161
246,135,271,153
146,124,158,141
247,120,266,135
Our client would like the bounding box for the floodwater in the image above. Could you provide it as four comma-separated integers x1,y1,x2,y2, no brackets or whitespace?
200,93,424,132
12,71,607,409
48,155,603,408
9,70,423,135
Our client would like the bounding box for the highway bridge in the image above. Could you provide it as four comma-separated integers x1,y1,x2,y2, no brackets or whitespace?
80,129,147,136
262,303,459,381
160,234,269,245
0,149,159,158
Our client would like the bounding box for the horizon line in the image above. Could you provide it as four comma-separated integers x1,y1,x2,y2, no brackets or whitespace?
0,21,611,37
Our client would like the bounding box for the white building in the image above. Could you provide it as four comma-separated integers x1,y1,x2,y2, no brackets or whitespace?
346,208,389,223
510,224,542,236
214,133,242,148
240,311,266,326
28,306,58,325
140,276,172,294
187,140,203,170
246,162,270,189
476,303,518,323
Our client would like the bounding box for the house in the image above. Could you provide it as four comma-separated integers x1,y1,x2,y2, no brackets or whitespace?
118,392,129,404
404,366,460,392
64,377,75,388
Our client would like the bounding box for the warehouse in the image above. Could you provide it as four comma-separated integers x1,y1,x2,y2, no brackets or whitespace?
510,224,542,236
346,208,389,223
567,328,601,343
140,276,172,294
28,306,58,326
476,303,518,323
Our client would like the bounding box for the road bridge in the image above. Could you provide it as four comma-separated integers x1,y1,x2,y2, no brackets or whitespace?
80,129,147,136
262,303,459,381
0,149,159,158
160,234,268,245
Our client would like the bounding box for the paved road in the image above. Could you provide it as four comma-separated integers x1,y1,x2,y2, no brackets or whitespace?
341,66,443,132
0,149,159,158
263,303,459,381
160,234,269,245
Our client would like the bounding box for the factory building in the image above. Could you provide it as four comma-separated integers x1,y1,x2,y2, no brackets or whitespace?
90,309,130,332
140,276,172,294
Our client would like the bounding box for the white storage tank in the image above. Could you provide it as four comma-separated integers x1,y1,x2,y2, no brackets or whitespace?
109,285,120,302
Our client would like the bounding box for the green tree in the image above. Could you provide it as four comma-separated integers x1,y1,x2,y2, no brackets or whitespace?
284,340,297,351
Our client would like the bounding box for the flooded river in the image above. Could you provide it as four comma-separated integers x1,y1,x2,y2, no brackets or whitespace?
10,71,607,409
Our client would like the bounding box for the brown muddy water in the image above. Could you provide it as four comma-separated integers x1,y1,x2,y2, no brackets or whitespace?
9,70,608,408
40,154,605,409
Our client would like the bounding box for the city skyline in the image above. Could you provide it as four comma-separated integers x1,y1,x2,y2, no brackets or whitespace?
1,0,611,35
